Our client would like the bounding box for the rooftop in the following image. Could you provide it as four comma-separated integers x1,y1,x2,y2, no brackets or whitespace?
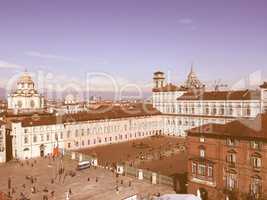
11,104,161,127
187,113,267,140
177,89,260,101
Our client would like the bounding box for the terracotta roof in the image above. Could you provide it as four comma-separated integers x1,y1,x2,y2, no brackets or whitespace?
11,104,161,127
153,84,187,92
259,82,267,89
177,90,260,101
163,113,236,119
187,113,267,140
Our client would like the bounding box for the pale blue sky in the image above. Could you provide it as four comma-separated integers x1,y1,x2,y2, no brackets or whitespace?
0,0,266,91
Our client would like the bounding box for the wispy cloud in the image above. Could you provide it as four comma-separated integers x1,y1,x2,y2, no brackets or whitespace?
0,60,22,69
25,51,77,62
178,18,193,25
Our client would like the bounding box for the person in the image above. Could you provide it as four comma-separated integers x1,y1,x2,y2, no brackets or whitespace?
95,177,98,182
66,191,70,200
68,188,72,195
87,177,90,182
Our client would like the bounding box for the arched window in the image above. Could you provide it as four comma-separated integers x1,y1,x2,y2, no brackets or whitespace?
251,175,262,195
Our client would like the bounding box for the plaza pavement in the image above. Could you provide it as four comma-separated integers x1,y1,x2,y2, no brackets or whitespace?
0,156,175,200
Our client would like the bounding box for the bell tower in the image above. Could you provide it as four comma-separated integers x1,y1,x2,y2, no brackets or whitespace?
153,71,165,89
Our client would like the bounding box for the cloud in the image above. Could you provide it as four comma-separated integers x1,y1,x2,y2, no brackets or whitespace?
0,60,22,69
178,18,193,25
25,51,77,62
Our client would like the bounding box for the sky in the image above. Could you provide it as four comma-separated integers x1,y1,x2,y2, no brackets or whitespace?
0,0,267,97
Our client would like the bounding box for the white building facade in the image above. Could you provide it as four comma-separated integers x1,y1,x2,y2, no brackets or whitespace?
0,121,6,163
11,114,163,160
152,70,267,137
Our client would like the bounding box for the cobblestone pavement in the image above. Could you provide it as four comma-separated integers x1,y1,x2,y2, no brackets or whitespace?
0,156,175,200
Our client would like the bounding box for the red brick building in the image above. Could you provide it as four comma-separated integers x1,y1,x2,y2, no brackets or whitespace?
186,113,267,200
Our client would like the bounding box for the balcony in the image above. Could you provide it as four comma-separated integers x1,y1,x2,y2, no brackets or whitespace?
191,174,216,187
227,162,236,168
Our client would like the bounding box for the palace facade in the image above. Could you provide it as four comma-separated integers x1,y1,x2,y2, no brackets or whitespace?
10,105,162,160
152,69,267,137
0,121,6,162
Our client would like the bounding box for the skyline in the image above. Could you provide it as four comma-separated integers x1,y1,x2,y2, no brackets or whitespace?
0,0,267,94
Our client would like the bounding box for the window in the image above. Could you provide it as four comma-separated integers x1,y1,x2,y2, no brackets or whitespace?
198,164,206,176
81,129,84,136
192,162,197,174
226,138,236,146
33,135,37,143
226,173,237,190
212,106,217,115
40,135,44,142
246,106,251,116
88,140,90,145
205,106,209,115
24,136,28,144
220,105,225,115
251,176,262,196
207,165,213,177
250,141,262,150
60,132,63,139
251,153,262,169
227,152,236,164
200,137,205,143
227,105,233,115
200,149,205,158
46,134,49,141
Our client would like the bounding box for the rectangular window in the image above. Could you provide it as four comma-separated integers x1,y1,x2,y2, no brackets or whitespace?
200,149,205,158
207,166,213,177
192,163,197,174
198,164,206,176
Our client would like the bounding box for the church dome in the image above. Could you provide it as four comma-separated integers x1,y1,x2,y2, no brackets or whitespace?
17,72,34,84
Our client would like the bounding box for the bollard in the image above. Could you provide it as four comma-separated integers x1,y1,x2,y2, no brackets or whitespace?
79,154,83,162
152,172,157,184
138,169,143,180
116,165,124,175
71,152,75,160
